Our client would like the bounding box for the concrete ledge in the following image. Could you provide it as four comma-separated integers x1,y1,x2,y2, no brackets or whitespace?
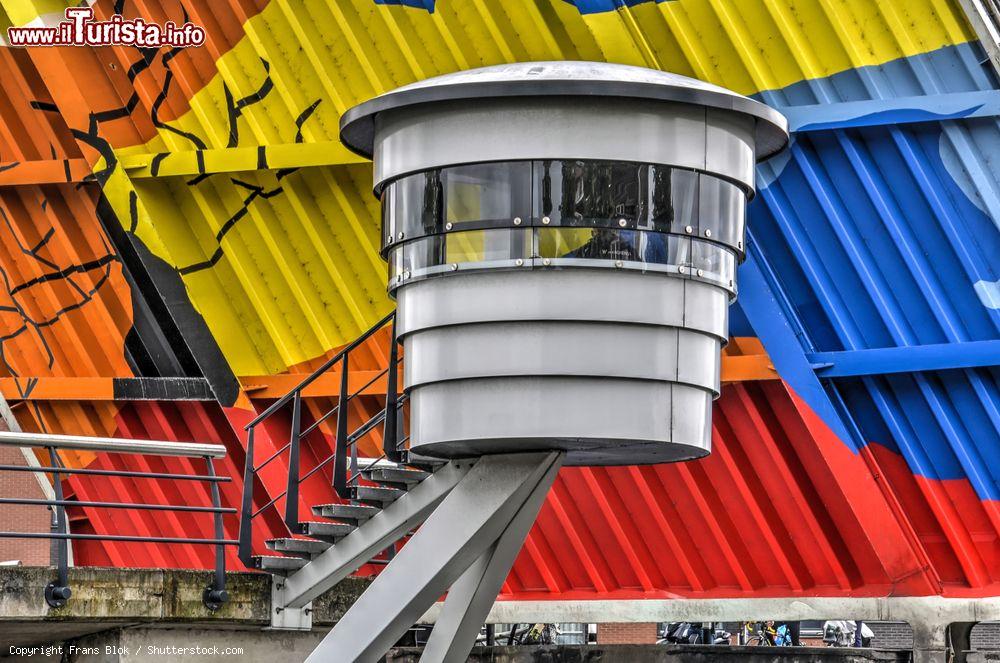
0,567,369,647
427,597,1000,625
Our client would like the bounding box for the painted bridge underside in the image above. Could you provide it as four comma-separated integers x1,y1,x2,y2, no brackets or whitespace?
0,0,996,601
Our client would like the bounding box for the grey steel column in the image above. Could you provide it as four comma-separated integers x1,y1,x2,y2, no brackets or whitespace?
304,453,562,663
419,454,563,663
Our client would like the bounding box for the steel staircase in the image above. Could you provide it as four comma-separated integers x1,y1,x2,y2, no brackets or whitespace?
255,460,436,576
236,313,563,661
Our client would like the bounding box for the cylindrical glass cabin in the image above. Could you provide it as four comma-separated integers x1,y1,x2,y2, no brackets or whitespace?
340,62,788,465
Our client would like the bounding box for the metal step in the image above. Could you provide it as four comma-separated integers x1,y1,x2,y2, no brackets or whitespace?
301,520,356,542
362,466,430,487
311,502,381,524
266,537,331,559
352,485,405,506
401,450,447,471
251,554,308,575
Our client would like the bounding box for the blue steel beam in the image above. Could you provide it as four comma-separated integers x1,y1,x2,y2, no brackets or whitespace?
808,340,1000,377
781,89,1000,133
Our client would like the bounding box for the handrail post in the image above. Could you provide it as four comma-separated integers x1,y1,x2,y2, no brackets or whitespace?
203,456,229,611
383,314,402,463
237,427,256,566
350,439,358,487
284,392,303,534
333,354,351,498
44,447,71,608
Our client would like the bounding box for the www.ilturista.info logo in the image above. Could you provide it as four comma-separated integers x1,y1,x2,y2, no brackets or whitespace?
6,7,205,47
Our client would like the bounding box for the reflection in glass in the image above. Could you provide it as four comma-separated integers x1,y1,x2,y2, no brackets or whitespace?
382,160,749,257
538,227,640,261
698,174,745,249
537,160,647,226
670,169,699,235
387,227,736,294
443,163,531,227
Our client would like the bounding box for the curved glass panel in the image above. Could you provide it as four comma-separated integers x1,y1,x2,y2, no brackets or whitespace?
535,160,647,228
443,162,532,228
382,160,748,257
387,227,736,294
697,173,745,249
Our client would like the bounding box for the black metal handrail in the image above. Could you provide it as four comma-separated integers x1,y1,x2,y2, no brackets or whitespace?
237,311,404,567
0,431,235,611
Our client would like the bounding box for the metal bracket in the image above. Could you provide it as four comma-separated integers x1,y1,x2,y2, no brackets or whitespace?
44,581,71,609
269,576,313,630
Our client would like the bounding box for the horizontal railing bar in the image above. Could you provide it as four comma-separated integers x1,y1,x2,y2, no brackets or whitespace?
246,311,395,429
0,497,236,514
300,404,340,438
0,532,237,545
252,491,285,518
0,431,226,458
253,441,292,473
0,464,231,482
298,452,336,485
251,454,404,518
347,367,389,401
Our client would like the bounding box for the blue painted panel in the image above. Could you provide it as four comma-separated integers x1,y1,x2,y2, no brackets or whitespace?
561,0,675,13
747,43,1000,500
374,0,436,12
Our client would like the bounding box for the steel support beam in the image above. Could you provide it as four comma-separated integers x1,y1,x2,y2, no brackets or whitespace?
279,460,475,610
419,454,562,663
808,339,1000,377
303,452,562,663
119,141,367,179
781,89,1000,133
0,393,54,504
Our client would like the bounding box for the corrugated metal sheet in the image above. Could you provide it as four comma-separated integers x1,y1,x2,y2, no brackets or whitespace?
509,379,942,599
0,0,995,601
744,36,1000,593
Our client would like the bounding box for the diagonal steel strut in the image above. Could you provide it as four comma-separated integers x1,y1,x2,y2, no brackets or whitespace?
304,452,563,663
419,452,562,663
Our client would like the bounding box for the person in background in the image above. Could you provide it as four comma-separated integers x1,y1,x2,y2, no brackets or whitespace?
777,621,801,646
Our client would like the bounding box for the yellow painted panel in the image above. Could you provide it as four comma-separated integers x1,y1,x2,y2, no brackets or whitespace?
1,0,69,27
94,0,976,379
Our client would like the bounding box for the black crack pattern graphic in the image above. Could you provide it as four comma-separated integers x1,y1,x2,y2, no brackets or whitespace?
0,204,118,378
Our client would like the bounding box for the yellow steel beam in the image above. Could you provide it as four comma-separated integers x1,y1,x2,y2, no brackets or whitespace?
120,141,368,179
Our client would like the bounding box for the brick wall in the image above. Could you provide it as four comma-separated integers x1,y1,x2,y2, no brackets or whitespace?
862,621,999,651
597,623,659,644
866,621,913,650
0,445,51,565
972,623,1000,651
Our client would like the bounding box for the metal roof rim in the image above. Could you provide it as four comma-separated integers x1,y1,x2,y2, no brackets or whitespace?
339,65,789,162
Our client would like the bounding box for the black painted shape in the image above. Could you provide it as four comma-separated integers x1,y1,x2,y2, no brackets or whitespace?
112,377,214,401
